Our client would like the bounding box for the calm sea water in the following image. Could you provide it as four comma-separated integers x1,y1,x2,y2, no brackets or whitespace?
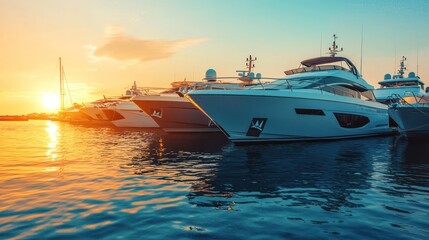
0,120,428,240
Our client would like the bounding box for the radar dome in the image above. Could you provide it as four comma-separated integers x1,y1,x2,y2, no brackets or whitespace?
408,72,416,78
205,69,217,81
248,72,255,79
256,73,262,79
384,74,391,80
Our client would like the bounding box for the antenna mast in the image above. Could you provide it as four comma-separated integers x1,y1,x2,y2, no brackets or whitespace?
394,48,397,75
328,34,343,57
246,55,257,75
360,25,363,76
397,56,407,78
417,45,419,76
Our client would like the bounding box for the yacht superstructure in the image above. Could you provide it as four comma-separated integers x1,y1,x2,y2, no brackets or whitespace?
374,56,428,103
186,35,393,143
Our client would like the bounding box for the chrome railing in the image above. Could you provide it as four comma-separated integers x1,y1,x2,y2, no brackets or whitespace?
387,92,429,106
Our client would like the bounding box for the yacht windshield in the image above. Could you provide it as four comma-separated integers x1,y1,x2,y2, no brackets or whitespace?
262,76,374,100
361,90,376,101
265,78,321,89
266,76,362,90
381,81,420,88
287,56,360,77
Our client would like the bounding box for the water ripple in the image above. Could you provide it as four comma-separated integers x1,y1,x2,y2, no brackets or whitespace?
0,122,428,239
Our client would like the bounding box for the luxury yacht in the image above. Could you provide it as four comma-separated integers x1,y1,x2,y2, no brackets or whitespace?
132,56,267,133
186,35,393,143
131,80,213,132
78,82,159,128
388,93,429,139
373,56,428,104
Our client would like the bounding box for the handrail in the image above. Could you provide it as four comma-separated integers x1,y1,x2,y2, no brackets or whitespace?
387,92,429,106
192,77,274,91
389,93,429,121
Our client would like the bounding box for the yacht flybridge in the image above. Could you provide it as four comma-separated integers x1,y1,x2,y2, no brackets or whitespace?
186,35,393,143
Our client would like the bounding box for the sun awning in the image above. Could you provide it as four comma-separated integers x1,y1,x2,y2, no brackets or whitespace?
301,56,350,67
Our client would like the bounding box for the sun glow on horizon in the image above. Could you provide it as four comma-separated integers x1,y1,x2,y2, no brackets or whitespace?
41,93,60,112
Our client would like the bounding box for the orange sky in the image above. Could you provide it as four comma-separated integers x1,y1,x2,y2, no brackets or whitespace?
1,0,428,114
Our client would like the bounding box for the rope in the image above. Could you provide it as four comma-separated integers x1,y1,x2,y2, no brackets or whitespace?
396,95,429,118
404,122,429,132
62,66,74,106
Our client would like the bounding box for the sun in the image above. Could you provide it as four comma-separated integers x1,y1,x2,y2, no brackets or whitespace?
41,93,60,112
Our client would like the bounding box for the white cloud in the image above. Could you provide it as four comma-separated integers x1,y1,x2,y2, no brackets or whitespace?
88,27,207,63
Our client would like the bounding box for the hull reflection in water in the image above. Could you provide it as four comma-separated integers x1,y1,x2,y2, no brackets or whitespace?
128,132,230,176
162,137,380,210
127,135,429,238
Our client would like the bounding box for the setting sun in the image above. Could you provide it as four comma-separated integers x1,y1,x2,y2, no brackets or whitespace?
41,93,60,112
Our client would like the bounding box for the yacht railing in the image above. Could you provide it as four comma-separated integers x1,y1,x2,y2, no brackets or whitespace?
388,93,429,120
136,87,182,95
194,77,273,91
388,92,429,106
190,73,369,100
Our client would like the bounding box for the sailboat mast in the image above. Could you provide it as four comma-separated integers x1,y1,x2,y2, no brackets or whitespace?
59,57,64,110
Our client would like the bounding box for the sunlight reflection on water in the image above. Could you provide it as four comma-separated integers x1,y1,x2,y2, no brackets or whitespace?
0,121,428,239
45,121,59,161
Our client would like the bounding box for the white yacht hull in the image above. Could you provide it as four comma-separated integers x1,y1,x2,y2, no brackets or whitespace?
79,107,108,120
388,106,429,138
111,102,158,128
78,107,114,126
187,89,392,143
79,102,159,128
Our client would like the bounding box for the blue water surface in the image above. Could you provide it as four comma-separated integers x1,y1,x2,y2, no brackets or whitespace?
0,120,428,239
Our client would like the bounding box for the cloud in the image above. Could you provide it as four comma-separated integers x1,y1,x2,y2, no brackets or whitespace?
104,25,124,36
90,34,207,63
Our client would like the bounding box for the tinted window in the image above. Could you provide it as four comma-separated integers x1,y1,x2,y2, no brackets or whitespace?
334,113,369,128
295,108,325,115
